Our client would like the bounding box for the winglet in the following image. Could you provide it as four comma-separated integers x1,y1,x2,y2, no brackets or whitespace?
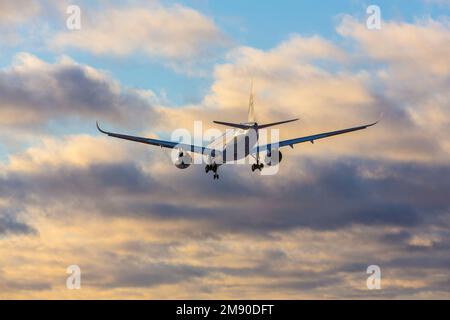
96,121,108,134
368,112,384,127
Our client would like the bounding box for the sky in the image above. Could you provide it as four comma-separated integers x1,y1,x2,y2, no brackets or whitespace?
0,0,450,299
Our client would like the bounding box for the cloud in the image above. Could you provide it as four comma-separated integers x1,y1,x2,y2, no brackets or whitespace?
1,132,449,235
0,1,41,46
0,53,160,128
1,13,450,298
200,20,450,164
7,135,132,173
0,203,447,298
50,3,230,72
0,1,40,26
337,17,450,158
0,212,36,236
337,16,450,76
98,263,208,289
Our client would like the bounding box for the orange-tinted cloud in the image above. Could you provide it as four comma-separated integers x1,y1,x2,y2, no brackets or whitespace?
1,12,450,299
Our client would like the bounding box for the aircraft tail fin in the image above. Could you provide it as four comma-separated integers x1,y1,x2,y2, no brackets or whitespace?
213,80,299,130
248,79,255,123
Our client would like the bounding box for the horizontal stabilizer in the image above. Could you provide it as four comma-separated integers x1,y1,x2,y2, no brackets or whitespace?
213,118,299,130
213,121,252,130
257,118,299,129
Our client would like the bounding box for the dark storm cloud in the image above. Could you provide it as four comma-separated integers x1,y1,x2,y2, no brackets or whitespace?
0,209,36,236
380,230,413,244
1,158,449,234
81,245,337,290
0,54,159,127
79,240,390,293
1,280,52,292
101,263,208,288
387,255,450,270
107,160,449,233
1,151,449,296
0,162,158,201
262,277,343,291
379,228,450,253
100,266,338,292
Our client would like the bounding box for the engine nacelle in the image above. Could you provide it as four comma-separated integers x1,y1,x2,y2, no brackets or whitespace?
174,151,192,169
264,150,283,166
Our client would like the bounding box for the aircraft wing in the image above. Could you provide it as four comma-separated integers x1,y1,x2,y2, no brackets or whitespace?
96,122,214,155
253,120,379,153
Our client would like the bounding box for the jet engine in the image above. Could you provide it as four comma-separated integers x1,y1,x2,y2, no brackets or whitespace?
264,150,283,166
174,151,192,169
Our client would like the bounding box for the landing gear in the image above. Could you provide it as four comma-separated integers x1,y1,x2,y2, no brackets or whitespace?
251,148,264,172
206,163,220,180
251,163,264,172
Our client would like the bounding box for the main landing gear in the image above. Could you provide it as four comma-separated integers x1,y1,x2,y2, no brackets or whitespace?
252,149,264,172
251,162,264,172
205,164,220,180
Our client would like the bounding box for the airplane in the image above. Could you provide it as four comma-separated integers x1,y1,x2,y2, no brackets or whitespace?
96,83,380,180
